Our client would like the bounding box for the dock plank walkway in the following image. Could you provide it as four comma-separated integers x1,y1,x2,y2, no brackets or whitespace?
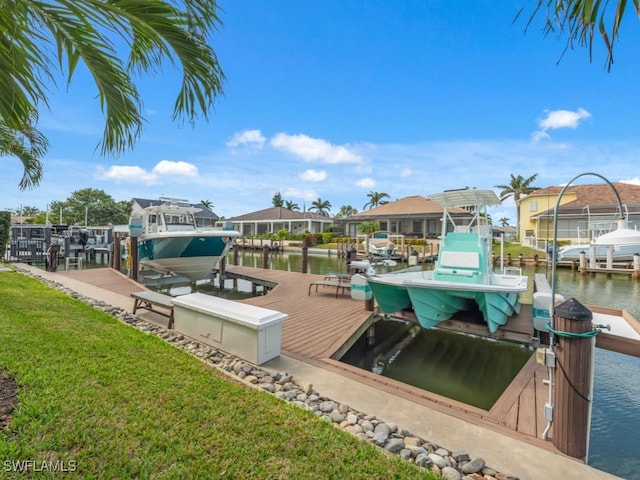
51,265,559,453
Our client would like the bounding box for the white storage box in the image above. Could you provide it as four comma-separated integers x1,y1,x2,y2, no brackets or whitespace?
171,293,287,365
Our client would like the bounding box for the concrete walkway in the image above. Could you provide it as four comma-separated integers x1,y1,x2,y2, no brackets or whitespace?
15,264,621,480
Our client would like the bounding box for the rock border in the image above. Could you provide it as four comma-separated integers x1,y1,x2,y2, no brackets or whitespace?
12,266,520,480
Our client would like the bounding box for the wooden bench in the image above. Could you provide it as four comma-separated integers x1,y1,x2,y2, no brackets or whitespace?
131,291,175,329
308,280,351,298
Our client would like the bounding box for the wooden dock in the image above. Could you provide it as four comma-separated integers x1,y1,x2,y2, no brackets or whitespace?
52,265,561,454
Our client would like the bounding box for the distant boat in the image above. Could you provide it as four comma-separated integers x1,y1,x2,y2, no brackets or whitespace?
557,219,640,262
361,231,404,260
366,189,529,333
135,197,240,281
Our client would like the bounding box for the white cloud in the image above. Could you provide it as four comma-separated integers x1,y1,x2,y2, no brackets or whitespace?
400,167,412,177
621,177,640,186
281,187,318,202
95,165,159,185
532,108,592,141
226,129,266,149
152,160,198,177
355,177,376,188
300,169,327,182
271,133,363,164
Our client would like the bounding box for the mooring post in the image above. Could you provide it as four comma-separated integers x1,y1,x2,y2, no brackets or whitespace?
112,233,121,271
579,251,587,274
365,297,374,311
218,256,226,290
262,244,269,269
301,246,308,273
552,298,594,460
633,253,640,279
233,244,239,265
130,236,139,282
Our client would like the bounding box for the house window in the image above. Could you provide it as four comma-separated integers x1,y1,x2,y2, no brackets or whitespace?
413,221,422,234
529,201,538,212
379,221,388,231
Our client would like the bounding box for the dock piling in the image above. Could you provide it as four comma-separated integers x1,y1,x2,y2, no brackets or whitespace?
552,298,594,460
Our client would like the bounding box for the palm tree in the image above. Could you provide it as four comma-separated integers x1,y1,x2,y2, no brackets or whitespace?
284,200,300,211
309,198,331,217
495,173,540,240
200,200,213,210
334,205,358,219
363,191,390,210
520,1,634,71
2,0,224,190
1,111,47,189
499,217,510,227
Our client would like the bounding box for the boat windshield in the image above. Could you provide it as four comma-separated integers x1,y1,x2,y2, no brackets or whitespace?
162,212,196,231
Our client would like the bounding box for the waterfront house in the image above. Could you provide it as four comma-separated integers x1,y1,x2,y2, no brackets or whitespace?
219,207,333,236
338,195,473,238
518,182,640,247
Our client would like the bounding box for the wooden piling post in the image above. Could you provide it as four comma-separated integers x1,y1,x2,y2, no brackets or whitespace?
112,233,121,271
365,297,374,311
633,253,640,279
301,246,308,273
218,256,226,290
233,244,239,265
262,244,269,269
552,298,594,460
579,251,587,274
130,236,138,282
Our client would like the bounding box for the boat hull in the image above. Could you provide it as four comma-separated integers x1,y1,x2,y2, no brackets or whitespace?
367,270,527,333
406,279,524,333
138,231,236,281
366,277,412,313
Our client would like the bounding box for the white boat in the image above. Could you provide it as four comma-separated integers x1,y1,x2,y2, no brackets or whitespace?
135,197,240,281
366,189,529,333
557,219,640,262
361,231,403,260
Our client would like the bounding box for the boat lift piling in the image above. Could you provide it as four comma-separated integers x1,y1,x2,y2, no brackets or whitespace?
549,299,595,461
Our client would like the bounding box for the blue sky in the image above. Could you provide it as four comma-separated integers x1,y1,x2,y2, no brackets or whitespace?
4,1,640,224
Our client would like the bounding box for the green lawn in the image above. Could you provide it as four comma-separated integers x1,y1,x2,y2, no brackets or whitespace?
0,271,437,479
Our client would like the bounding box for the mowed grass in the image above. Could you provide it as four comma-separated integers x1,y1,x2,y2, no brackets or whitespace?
0,271,437,479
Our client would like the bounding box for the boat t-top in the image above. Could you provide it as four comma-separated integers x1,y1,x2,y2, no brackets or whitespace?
366,188,529,333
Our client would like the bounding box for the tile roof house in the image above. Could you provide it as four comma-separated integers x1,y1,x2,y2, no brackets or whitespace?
518,182,640,245
338,195,473,238
131,198,219,227
220,207,333,236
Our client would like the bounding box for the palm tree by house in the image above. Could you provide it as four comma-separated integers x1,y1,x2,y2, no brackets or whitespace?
309,198,332,217
495,173,540,240
284,200,300,211
1,0,225,190
499,217,510,227
200,200,213,210
363,191,390,210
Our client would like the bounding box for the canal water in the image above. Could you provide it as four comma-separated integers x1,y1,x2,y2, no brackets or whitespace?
211,251,640,479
